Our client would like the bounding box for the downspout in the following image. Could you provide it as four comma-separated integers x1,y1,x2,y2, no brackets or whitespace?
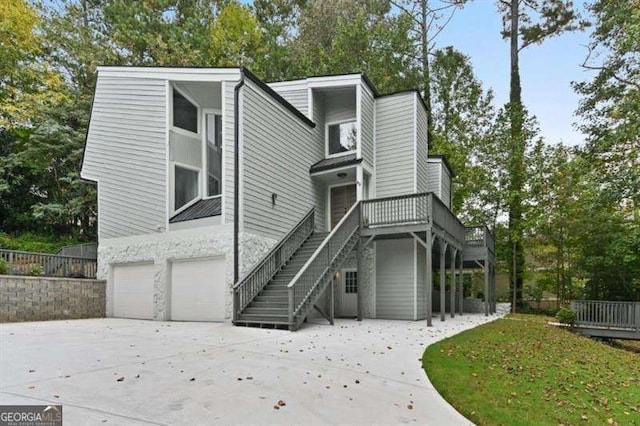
234,71,245,285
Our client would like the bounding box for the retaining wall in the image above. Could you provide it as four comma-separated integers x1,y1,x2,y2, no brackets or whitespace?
0,275,106,322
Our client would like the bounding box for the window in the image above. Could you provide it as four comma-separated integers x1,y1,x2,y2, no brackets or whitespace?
345,271,358,294
205,114,223,197
173,89,198,133
328,121,357,155
174,165,199,210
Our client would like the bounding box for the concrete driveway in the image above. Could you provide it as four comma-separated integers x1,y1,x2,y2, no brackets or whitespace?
1,314,500,425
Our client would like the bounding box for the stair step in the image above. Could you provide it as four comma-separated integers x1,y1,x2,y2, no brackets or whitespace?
238,313,289,322
243,307,288,315
249,301,288,309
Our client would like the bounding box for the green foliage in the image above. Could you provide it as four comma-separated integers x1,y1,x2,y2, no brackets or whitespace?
555,307,576,325
28,264,43,276
429,47,495,221
0,259,10,275
0,232,80,254
423,314,640,425
287,0,421,93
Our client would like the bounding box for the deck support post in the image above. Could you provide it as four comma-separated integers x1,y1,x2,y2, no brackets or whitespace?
484,252,490,317
330,277,335,325
439,239,447,322
425,228,433,327
458,254,464,315
357,237,363,322
491,263,496,314
450,249,457,318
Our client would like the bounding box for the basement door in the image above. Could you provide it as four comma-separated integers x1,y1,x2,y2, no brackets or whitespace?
339,269,358,317
330,184,357,229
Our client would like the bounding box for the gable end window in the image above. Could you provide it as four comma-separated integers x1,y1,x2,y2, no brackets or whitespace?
173,89,198,133
327,121,357,155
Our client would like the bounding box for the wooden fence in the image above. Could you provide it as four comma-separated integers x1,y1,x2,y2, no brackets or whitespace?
571,300,640,331
0,249,98,279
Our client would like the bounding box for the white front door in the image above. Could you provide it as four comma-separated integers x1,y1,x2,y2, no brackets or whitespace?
170,257,226,321
340,270,358,317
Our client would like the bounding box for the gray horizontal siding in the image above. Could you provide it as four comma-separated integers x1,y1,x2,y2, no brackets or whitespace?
427,161,440,196
442,167,452,209
272,88,309,117
375,94,415,197
416,95,429,193
241,81,324,240
224,81,238,224
361,86,374,170
376,239,415,320
82,75,167,240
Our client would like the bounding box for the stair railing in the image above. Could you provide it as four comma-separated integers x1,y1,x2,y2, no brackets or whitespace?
288,202,361,330
233,208,315,322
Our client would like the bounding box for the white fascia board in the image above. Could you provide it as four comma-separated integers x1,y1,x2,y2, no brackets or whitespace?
269,75,364,92
97,67,242,82
268,80,309,91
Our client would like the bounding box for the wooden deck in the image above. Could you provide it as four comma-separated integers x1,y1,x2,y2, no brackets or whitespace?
571,300,640,340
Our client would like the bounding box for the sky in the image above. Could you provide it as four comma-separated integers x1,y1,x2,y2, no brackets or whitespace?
430,0,593,146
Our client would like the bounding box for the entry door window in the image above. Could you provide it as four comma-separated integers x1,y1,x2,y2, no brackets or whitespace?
345,271,358,293
330,184,357,229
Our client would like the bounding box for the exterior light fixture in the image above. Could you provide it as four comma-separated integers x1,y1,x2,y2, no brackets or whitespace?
337,172,347,179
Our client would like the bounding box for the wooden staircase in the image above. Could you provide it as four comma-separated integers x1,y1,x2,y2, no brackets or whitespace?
235,232,328,328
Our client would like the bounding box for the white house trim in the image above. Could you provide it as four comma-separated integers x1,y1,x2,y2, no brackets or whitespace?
356,84,362,160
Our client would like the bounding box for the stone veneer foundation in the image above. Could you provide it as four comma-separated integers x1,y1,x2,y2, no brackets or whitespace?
97,225,276,321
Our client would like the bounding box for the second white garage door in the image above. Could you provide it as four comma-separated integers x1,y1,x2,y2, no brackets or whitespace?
170,257,226,321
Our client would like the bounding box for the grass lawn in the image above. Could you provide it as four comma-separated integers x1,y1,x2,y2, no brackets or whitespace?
423,314,640,425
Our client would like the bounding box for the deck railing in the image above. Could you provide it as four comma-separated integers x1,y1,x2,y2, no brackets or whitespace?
571,300,640,331
233,209,315,321
361,193,430,228
288,202,361,330
465,225,495,253
431,195,466,245
0,249,98,278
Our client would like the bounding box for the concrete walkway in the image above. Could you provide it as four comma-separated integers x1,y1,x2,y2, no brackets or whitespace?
0,313,504,425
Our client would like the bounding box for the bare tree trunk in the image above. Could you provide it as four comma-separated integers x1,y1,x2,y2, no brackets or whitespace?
420,0,434,145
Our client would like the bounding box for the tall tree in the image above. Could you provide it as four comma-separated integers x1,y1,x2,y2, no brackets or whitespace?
429,47,495,218
497,0,583,305
391,0,467,146
573,0,640,215
288,0,421,92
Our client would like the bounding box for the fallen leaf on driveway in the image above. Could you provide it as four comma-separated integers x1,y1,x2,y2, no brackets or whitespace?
190,377,196,382
116,377,125,382
277,400,286,407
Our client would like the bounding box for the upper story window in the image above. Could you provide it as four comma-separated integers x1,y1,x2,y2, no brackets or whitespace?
173,89,198,133
175,165,199,210
327,121,357,156
205,113,223,197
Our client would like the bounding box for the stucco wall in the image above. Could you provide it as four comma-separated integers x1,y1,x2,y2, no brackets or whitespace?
0,276,105,322
98,226,276,321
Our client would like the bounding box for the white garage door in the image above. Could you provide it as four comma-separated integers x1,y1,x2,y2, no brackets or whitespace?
170,257,226,321
113,263,154,319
